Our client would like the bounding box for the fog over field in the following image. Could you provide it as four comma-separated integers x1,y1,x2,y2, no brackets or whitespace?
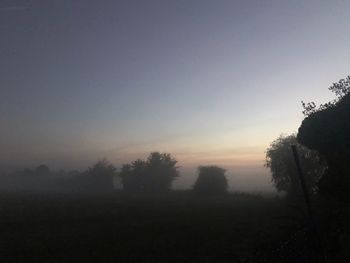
172,165,274,193
1,1,350,262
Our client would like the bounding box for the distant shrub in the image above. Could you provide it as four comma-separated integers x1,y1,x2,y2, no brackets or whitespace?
35,165,51,176
193,166,228,194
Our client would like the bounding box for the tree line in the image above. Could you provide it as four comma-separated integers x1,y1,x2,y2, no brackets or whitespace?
1,75,349,200
0,153,228,195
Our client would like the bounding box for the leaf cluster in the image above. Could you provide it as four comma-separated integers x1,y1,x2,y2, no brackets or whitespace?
302,76,350,116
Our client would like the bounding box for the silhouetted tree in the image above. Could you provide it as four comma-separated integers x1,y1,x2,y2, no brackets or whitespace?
193,166,228,194
35,164,50,176
146,152,179,191
83,159,117,192
119,152,179,192
119,160,146,192
298,76,350,200
265,134,326,196
302,75,350,116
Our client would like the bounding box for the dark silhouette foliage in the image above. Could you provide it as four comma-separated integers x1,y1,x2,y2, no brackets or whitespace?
3,165,52,192
298,91,350,200
265,134,326,196
35,164,50,176
193,165,227,194
82,159,117,192
1,161,119,193
301,75,350,116
119,152,179,192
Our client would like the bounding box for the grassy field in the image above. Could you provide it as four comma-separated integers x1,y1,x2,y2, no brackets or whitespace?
0,191,345,263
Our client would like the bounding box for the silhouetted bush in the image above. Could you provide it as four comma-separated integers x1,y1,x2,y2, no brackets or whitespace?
193,165,227,194
35,164,50,177
298,93,350,200
119,152,179,192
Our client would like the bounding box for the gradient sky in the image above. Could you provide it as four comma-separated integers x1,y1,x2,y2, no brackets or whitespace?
1,1,350,191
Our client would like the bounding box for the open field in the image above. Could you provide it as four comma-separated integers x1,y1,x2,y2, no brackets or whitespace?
0,192,292,262
0,191,348,262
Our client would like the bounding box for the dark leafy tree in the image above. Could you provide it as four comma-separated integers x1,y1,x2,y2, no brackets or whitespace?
265,134,326,196
193,165,228,194
146,152,179,192
119,152,179,192
83,159,117,192
119,159,147,192
298,76,350,200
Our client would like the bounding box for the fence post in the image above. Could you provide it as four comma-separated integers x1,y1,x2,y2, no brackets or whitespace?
291,145,327,263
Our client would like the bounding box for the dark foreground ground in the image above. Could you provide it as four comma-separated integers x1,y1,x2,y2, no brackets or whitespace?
0,191,349,263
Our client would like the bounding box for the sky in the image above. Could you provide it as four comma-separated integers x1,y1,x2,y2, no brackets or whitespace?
1,0,350,191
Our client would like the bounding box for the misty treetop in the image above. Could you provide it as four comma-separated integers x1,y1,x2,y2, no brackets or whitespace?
119,152,179,192
193,165,228,194
35,164,51,176
82,159,117,192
